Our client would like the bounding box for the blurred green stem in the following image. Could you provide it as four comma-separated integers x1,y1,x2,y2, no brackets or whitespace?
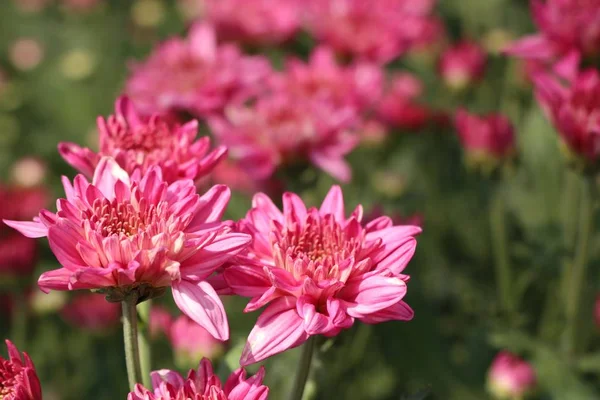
122,294,143,390
288,336,316,400
137,300,152,388
490,184,514,317
563,176,595,358
10,291,28,348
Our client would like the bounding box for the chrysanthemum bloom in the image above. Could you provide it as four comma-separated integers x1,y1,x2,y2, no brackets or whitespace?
4,158,251,340
128,358,269,400
269,46,384,114
304,0,439,63
126,23,271,118
202,0,301,45
59,96,226,184
209,95,359,183
534,68,600,168
377,73,431,131
170,315,226,369
487,352,536,399
60,293,121,332
149,305,174,339
223,186,420,365
0,340,42,400
0,186,47,280
454,109,516,171
438,41,487,90
505,0,600,61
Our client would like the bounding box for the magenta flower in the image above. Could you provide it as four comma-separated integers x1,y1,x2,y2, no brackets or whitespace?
377,73,431,131
223,186,420,365
128,358,269,400
209,94,359,183
534,68,600,165
59,96,226,184
4,158,251,340
487,352,536,399
169,315,226,369
304,0,439,63
149,305,174,339
505,0,600,61
126,23,271,117
60,293,121,332
454,109,516,162
0,340,42,400
203,0,301,45
438,41,487,90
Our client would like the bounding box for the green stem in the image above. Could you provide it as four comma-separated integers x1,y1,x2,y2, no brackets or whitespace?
288,336,316,400
563,176,595,358
122,295,143,390
10,291,28,348
137,300,152,389
490,185,513,317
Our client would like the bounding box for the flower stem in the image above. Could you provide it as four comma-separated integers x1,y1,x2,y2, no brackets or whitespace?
563,176,596,358
490,184,514,317
122,294,143,390
288,336,316,400
137,300,152,389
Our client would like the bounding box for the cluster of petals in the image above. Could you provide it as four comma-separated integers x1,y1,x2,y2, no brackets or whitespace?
505,0,600,62
0,340,42,400
223,186,420,365
304,0,440,63
59,96,226,184
128,358,268,400
454,109,516,160
377,73,432,131
126,23,271,117
534,68,600,164
438,41,487,90
487,351,536,399
60,293,121,332
4,157,251,341
201,0,302,45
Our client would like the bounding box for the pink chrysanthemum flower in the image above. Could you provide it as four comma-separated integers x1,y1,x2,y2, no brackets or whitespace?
438,41,487,90
304,0,439,64
126,23,271,117
377,73,431,131
487,352,536,399
0,340,42,400
170,314,226,369
60,293,121,332
454,109,516,162
128,358,269,400
4,158,251,340
209,95,358,183
223,186,420,365
59,96,226,184
202,0,302,45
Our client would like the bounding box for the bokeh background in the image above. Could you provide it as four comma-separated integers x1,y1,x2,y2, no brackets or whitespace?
0,0,598,399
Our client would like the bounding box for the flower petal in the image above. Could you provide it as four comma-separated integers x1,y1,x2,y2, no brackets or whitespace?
319,185,345,222
3,219,48,238
339,274,407,317
359,301,414,324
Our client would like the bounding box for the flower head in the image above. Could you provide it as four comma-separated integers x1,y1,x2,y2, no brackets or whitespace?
534,68,600,168
128,358,269,400
60,293,121,332
126,23,271,117
0,340,42,400
4,158,251,340
377,73,431,131
224,186,420,365
59,96,226,183
170,315,226,369
487,352,536,399
438,41,487,90
202,0,301,45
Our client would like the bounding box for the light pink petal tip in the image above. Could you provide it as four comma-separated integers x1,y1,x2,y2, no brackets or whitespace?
3,219,48,238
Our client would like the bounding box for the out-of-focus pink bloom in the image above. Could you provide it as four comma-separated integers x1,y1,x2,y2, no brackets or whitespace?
505,0,600,61
149,305,174,339
170,315,225,368
270,46,384,113
304,0,439,64
0,186,48,278
534,68,600,165
128,358,269,400
358,120,388,146
438,41,487,90
59,96,226,183
454,109,516,161
60,293,120,332
209,95,359,183
0,340,42,400
365,205,424,228
9,38,44,71
208,158,282,197
10,158,47,188
487,352,536,399
126,23,271,118
224,186,420,365
4,158,251,341
377,73,431,131
202,0,301,45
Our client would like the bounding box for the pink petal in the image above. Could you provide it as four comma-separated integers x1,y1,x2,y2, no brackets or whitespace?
240,297,308,366
372,237,417,275
296,297,330,335
503,34,555,59
223,265,272,297
283,192,307,225
47,220,87,270
172,279,229,341
189,23,216,62
92,157,130,200
189,185,231,227
251,193,284,224
359,301,414,323
58,142,97,177
3,219,48,238
151,369,185,390
310,152,352,183
38,268,73,292
339,274,407,317
319,185,345,222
